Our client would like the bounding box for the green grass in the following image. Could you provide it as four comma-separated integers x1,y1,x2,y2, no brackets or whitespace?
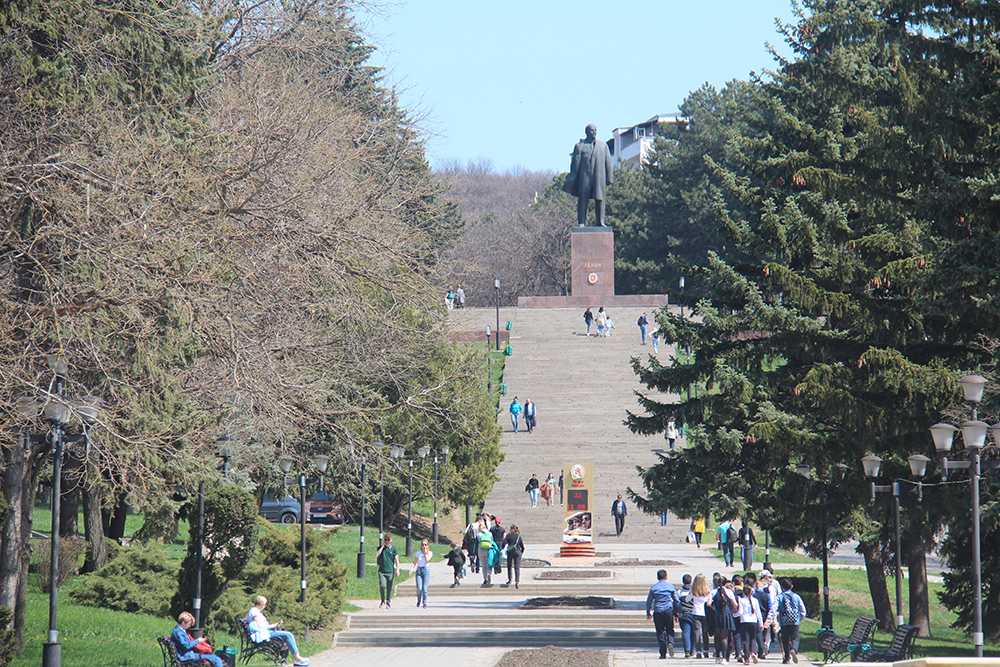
704,545,817,566
473,342,506,409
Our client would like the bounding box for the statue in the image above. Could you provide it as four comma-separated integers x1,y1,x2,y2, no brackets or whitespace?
562,123,614,227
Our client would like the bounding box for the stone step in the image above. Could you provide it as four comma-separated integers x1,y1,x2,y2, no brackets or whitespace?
334,628,661,648
430,583,652,596
345,613,650,629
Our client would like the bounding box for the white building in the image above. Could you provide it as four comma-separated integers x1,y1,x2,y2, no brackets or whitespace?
609,113,683,167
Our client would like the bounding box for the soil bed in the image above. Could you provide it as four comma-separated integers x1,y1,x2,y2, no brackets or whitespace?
520,596,614,609
496,646,609,667
537,569,612,580
521,558,551,568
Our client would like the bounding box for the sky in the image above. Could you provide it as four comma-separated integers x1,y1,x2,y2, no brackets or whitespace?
356,1,801,174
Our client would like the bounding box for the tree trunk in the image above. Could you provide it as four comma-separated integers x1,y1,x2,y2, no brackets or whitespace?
80,465,109,574
859,539,895,632
0,433,43,653
59,452,83,538
906,544,931,637
107,492,128,543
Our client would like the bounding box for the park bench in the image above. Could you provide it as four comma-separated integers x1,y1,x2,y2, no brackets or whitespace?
816,615,877,662
235,618,289,666
854,624,920,663
157,637,211,667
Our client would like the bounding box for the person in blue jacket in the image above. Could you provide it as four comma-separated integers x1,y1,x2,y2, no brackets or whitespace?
509,397,522,433
647,569,681,659
171,612,224,667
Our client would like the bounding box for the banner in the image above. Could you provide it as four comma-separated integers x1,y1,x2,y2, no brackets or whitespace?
560,462,595,556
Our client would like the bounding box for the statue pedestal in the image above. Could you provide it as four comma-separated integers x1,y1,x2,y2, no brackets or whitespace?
571,227,615,298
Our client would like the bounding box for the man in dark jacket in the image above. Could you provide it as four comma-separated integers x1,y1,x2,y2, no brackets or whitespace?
563,124,613,227
611,494,628,536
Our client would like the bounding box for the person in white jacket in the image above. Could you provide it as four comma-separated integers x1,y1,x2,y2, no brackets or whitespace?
665,418,680,451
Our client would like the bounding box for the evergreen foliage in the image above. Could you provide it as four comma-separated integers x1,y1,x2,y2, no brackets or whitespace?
67,540,179,617
620,0,1000,637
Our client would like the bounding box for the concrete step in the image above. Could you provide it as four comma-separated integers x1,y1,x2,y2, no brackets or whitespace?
346,613,650,629
430,583,652,596
334,628,661,648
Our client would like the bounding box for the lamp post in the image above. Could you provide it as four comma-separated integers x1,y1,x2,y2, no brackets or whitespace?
486,325,493,400
678,276,685,318
16,351,99,667
431,445,450,543
795,463,844,631
389,445,413,556
373,441,385,541
927,374,1000,657
494,277,501,351
217,435,233,479
861,454,930,627
346,443,367,578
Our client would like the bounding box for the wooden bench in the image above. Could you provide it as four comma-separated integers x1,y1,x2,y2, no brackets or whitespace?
816,615,877,662
854,624,920,663
158,637,211,667
235,619,289,666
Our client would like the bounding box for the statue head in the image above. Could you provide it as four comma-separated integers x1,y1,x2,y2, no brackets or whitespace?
585,124,597,139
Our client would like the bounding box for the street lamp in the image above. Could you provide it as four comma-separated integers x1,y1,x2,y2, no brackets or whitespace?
16,350,99,667
678,276,685,318
861,454,929,627
346,443,367,579
494,277,501,351
795,463,845,631
217,435,234,479
431,445,450,543
373,441,385,541
389,445,413,556
927,374,1000,658
486,325,493,400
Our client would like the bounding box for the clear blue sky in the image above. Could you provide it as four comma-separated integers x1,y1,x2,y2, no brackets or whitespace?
357,1,800,174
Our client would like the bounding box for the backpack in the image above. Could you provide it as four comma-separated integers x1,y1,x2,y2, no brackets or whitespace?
679,590,695,615
778,592,799,625
726,525,738,543
637,316,645,326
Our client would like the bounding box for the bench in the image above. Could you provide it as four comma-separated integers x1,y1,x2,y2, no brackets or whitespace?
816,615,877,662
854,624,919,663
158,637,211,667
235,619,289,666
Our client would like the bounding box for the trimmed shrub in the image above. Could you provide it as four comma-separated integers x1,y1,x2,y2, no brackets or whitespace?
33,537,87,593
212,519,346,635
0,607,13,667
67,539,179,616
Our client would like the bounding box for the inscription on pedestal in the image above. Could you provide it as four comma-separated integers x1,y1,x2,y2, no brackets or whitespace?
571,228,615,298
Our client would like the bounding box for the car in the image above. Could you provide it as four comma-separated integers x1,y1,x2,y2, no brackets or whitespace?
260,494,301,524
307,492,344,524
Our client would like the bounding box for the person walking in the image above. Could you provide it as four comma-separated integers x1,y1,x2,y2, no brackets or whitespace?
611,494,628,536
646,569,680,659
596,306,608,337
503,525,525,588
717,518,736,567
376,533,400,608
445,286,454,310
410,538,432,608
525,473,540,507
455,285,465,308
651,328,660,352
690,574,713,659
693,517,706,548
446,541,466,588
678,574,695,658
665,417,679,451
777,578,807,664
509,396,522,433
737,584,764,664
711,576,738,664
638,312,649,344
584,307,594,335
558,472,564,506
524,399,536,432
477,523,497,586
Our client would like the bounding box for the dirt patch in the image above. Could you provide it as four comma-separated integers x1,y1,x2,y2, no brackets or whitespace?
521,558,551,568
537,570,612,580
520,596,614,609
496,646,609,667
595,558,683,567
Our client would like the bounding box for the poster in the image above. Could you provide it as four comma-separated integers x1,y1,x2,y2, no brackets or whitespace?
560,462,595,556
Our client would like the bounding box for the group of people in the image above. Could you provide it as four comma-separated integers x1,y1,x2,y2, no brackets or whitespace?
508,396,536,433
646,569,807,664
444,285,465,310
461,512,527,588
583,308,661,352
170,595,310,667
716,519,759,571
525,472,559,507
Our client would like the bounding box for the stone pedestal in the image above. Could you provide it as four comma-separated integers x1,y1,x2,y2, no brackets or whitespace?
571,227,614,298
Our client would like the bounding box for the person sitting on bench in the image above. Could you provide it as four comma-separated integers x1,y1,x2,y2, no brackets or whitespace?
247,595,309,666
171,611,224,667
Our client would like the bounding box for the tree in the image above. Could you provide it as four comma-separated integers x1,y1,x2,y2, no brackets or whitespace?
624,0,1000,635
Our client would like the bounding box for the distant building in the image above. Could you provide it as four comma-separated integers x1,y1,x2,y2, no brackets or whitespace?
609,113,683,167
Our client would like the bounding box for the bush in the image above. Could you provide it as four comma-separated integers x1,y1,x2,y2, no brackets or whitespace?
67,539,179,616
0,607,13,667
212,519,346,634
33,536,87,593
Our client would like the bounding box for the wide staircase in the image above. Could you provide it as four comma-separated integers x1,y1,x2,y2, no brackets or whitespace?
453,305,689,545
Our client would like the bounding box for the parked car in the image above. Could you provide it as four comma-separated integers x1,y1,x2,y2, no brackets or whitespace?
307,492,344,524
260,494,301,524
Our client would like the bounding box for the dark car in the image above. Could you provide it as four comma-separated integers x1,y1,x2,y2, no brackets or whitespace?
307,492,344,524
260,494,301,524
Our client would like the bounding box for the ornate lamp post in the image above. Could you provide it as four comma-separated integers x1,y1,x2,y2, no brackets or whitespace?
217,436,234,478
346,443,367,578
494,277,501,351
431,444,450,543
16,350,99,667
389,445,413,556
927,374,1000,657
861,454,929,626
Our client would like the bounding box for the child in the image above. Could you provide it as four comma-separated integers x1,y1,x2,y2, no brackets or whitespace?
446,541,466,587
